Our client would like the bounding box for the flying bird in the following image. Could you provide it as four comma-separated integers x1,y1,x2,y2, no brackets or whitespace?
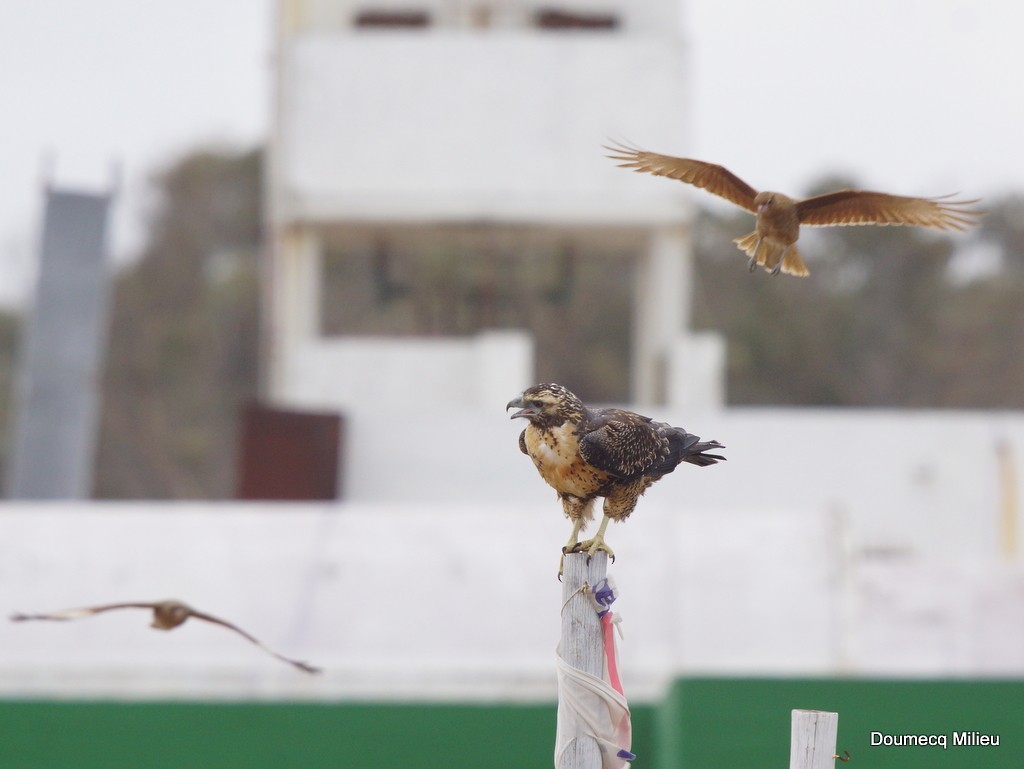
10,599,321,674
606,142,982,277
507,383,724,570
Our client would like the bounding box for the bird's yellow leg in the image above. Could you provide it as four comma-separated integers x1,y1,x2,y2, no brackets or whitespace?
562,517,587,553
573,515,615,563
558,517,588,578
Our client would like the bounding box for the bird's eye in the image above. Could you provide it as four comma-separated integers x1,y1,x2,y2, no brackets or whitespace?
530,399,544,409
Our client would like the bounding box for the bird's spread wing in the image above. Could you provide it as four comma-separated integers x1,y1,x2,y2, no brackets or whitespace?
10,602,157,622
605,142,759,212
796,190,982,231
578,410,666,478
188,609,322,674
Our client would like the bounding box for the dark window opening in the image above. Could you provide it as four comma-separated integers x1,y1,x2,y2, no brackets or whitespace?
534,8,619,30
355,9,431,28
319,236,633,402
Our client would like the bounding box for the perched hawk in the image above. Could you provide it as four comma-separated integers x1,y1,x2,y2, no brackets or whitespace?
606,142,982,277
507,383,724,568
10,599,320,674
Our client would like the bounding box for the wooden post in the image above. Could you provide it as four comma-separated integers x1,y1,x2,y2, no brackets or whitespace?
789,709,839,769
558,551,610,769
997,439,1018,559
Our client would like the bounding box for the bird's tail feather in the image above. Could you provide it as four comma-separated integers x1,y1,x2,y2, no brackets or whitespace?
780,244,810,277
733,232,810,277
660,428,726,471
734,231,760,256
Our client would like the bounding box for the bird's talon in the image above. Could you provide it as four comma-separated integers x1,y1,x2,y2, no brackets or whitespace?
575,536,616,563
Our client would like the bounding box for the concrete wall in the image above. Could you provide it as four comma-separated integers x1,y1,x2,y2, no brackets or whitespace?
272,35,690,226
283,330,534,413
3,403,1023,702
3,502,834,701
317,405,1018,559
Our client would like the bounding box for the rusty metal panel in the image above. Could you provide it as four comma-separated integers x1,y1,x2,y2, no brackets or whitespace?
235,403,342,500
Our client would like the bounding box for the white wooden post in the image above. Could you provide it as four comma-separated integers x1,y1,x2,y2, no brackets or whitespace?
558,551,610,769
789,709,839,769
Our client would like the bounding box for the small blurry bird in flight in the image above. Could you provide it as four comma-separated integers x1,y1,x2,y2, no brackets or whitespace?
11,599,321,674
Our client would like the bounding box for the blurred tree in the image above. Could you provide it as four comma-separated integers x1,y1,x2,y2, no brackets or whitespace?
92,147,262,498
692,205,861,405
933,271,1024,407
976,194,1024,274
693,184,1024,409
0,311,21,488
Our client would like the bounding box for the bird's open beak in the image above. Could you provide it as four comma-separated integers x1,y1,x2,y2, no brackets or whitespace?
506,395,534,419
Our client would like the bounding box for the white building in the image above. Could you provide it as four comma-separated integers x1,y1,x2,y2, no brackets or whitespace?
265,0,724,410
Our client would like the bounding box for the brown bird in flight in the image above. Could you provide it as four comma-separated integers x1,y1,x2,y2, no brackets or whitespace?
606,142,982,277
10,599,321,674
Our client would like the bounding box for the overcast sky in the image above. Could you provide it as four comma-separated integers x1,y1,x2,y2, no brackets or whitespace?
2,0,1022,306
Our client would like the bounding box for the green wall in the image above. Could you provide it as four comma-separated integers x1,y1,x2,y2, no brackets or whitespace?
1,678,1019,769
0,699,655,769
658,678,1023,769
